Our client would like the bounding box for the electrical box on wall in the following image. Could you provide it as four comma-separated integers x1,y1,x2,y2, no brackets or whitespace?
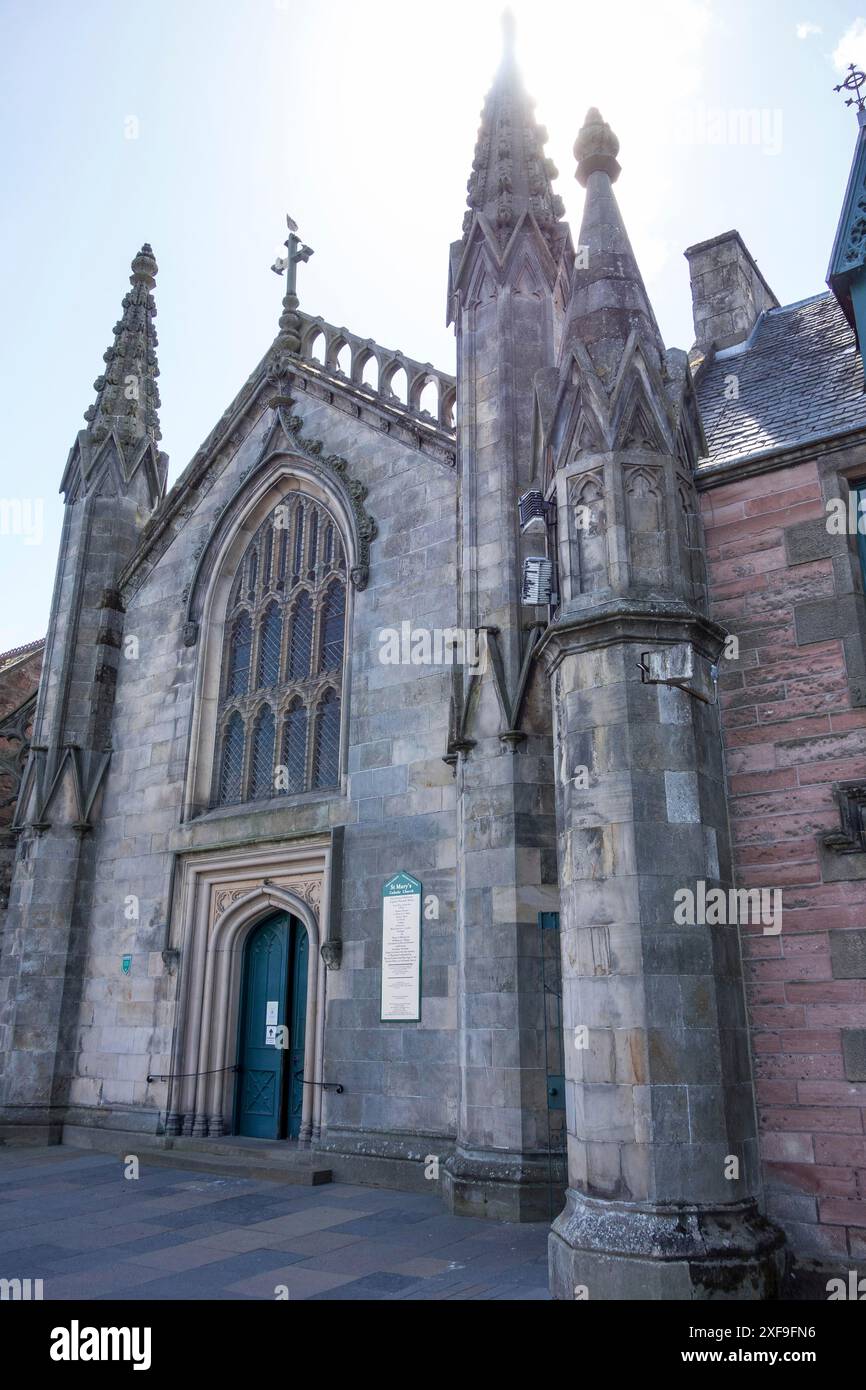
521,557,553,605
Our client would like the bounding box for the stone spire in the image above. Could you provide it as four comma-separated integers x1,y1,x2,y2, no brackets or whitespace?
559,109,664,385
461,12,566,252
83,244,162,447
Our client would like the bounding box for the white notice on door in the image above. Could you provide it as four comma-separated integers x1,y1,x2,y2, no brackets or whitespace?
266,1000,278,1025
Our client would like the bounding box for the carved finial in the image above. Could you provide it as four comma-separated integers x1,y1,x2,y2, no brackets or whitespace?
834,62,866,114
130,243,157,289
574,107,621,186
82,243,162,445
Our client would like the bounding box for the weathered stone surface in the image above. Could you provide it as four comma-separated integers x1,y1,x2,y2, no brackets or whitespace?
842,1030,866,1082
685,230,778,353
830,930,866,979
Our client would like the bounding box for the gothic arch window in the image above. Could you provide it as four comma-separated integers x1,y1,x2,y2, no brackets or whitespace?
249,705,276,800
218,711,246,805
256,603,282,690
312,688,341,790
319,580,345,673
213,493,347,807
289,591,313,680
226,612,252,697
281,699,308,795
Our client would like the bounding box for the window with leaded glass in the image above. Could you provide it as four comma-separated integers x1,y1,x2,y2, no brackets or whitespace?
218,711,245,805
226,612,252,697
313,688,341,789
257,604,282,689
213,492,347,807
280,700,308,795
319,581,345,673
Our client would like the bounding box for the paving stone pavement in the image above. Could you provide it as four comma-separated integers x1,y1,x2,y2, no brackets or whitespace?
0,1147,552,1301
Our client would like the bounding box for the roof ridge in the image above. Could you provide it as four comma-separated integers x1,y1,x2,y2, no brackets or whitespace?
0,636,45,667
768,290,832,315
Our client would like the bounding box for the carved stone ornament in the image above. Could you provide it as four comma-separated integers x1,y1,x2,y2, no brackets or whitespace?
211,877,322,922
320,939,343,971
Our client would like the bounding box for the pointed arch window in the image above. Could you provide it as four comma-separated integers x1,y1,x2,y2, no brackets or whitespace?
213,492,348,807
227,612,252,696
249,705,276,800
289,592,313,680
292,503,305,579
312,689,341,789
247,548,258,600
257,603,282,689
319,581,345,672
280,700,308,795
218,712,246,805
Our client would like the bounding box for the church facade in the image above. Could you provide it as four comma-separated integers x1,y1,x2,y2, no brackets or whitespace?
2,28,866,1300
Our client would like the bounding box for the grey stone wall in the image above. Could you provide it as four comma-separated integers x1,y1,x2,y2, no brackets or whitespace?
39,383,460,1153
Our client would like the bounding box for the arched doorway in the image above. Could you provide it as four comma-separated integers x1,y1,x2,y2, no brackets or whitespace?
235,912,308,1140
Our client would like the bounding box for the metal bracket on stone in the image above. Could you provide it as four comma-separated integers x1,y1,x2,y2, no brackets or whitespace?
637,642,716,705
822,780,866,853
443,623,546,764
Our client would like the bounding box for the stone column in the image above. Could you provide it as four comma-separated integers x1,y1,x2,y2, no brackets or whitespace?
533,108,783,1298
441,32,572,1220
539,603,783,1298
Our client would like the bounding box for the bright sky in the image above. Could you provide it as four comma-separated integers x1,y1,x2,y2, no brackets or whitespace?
1,0,864,649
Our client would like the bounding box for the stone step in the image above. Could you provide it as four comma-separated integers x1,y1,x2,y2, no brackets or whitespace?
141,1146,333,1186
60,1124,332,1186
168,1134,312,1161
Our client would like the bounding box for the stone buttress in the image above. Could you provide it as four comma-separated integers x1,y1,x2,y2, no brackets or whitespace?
0,248,167,1140
535,113,784,1296
442,20,573,1219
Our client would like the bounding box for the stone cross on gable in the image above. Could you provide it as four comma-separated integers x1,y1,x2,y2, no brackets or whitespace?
271,213,315,297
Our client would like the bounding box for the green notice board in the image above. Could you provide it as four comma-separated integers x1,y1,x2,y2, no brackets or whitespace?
380,872,422,1022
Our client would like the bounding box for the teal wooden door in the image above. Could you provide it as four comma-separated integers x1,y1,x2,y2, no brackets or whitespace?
236,914,308,1140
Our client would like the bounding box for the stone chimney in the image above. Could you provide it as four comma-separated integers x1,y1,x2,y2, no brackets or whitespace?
684,230,778,353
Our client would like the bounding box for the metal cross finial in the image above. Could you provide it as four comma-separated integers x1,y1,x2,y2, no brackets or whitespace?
271,214,315,296
834,63,866,113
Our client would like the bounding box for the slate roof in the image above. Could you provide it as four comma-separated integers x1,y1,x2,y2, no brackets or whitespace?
695,291,866,466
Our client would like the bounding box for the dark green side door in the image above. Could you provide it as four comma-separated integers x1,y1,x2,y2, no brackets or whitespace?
236,913,308,1140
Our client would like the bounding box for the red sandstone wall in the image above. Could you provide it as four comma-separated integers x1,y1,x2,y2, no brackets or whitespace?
702,459,866,1268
